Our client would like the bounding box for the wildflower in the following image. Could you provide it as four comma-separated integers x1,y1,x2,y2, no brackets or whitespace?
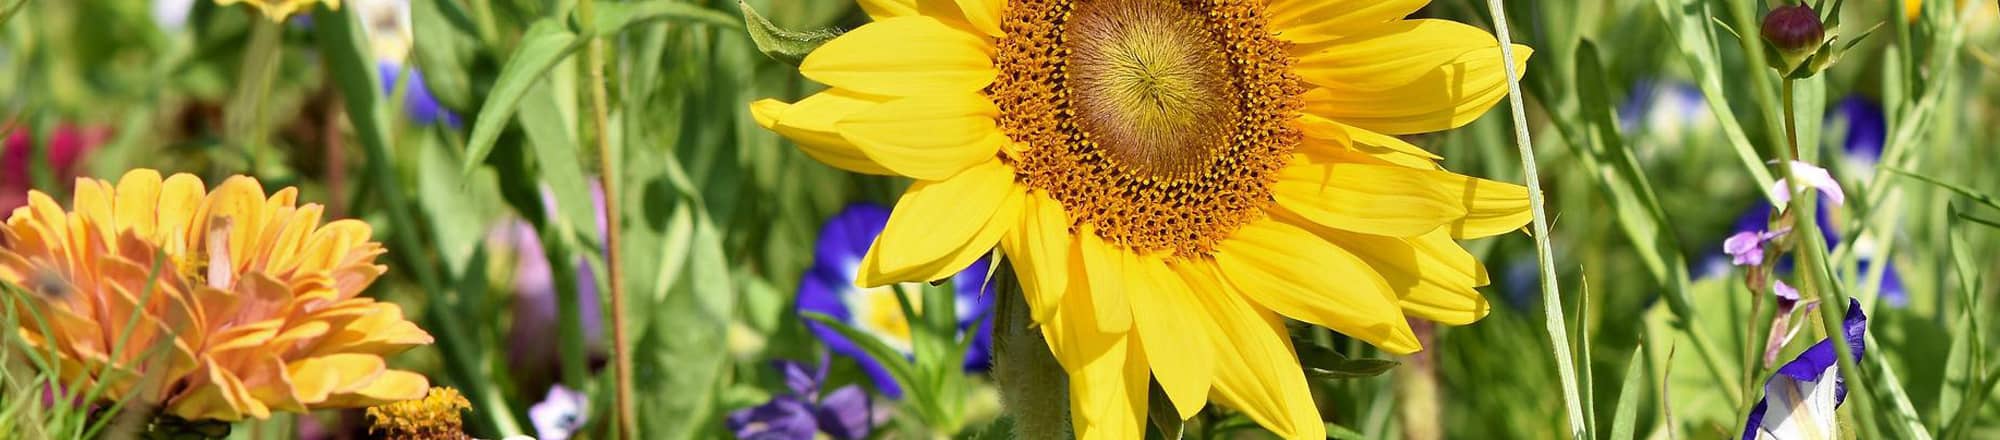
0,170,434,421
528,385,590,440
1,125,105,213
1725,229,1784,268
1760,280,1821,366
379,63,463,127
1771,161,1844,207
726,359,876,440
1617,80,1714,150
495,182,606,390
752,1,1533,437
367,387,472,440
795,203,994,398
215,0,339,21
153,0,198,32
1744,299,1867,440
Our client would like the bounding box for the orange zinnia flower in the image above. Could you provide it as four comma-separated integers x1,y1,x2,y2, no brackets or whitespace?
0,169,432,421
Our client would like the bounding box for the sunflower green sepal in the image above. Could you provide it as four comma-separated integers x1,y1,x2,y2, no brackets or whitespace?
739,1,843,66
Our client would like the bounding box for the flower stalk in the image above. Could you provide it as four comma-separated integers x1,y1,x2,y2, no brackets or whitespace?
575,0,636,435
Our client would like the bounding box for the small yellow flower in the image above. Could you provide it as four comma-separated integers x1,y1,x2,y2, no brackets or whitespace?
0,169,433,421
368,387,474,440
751,0,1534,438
215,0,341,21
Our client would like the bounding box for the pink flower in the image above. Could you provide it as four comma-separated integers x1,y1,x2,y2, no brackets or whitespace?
1,125,107,213
1771,160,1845,207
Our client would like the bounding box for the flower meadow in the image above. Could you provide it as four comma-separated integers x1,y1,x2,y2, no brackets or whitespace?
1,0,1998,438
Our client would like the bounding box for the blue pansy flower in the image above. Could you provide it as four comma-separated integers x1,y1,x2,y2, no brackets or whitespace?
1743,298,1866,440
377,62,462,127
796,203,995,399
728,358,876,440
1824,95,1887,175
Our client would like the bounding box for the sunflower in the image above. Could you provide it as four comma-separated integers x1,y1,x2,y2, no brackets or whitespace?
0,170,432,421
750,0,1533,437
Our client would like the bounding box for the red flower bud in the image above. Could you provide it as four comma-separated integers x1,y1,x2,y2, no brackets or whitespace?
1761,4,1826,55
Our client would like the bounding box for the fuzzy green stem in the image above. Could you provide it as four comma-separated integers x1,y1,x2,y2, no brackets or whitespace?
1480,2,1588,438
576,0,636,436
991,264,1071,439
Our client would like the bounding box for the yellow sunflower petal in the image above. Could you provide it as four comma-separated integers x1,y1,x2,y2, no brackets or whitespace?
998,189,1071,322
1267,0,1427,44
1296,19,1531,135
1075,230,1133,334
1308,224,1492,325
1176,262,1326,440
836,92,1008,180
750,90,898,175
1043,305,1145,440
1126,253,1212,420
1273,160,1459,237
322,369,430,407
1213,218,1420,354
1444,178,1533,239
857,0,917,20
915,0,1006,37
799,16,995,97
1294,115,1442,169
858,161,1019,285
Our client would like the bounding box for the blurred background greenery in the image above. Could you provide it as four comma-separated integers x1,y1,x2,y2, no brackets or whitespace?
2,0,1998,438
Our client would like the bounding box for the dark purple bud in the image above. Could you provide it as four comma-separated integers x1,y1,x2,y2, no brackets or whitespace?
1761,4,1826,55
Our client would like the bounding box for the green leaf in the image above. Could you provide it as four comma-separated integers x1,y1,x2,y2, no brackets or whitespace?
1571,39,1695,319
459,19,584,176
516,63,601,247
1886,167,2000,211
1324,423,1367,440
410,0,479,110
580,0,743,38
1609,348,1647,440
1295,343,1398,380
738,0,841,66
1146,383,1185,439
802,312,921,393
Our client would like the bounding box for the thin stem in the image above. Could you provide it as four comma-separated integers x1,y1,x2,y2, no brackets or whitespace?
577,0,637,436
1780,78,1878,438
1480,2,1588,438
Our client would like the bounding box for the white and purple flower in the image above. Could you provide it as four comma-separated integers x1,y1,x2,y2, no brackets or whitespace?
1743,298,1867,440
796,203,994,399
529,385,590,440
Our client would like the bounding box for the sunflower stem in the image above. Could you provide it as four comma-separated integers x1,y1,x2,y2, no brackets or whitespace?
1480,2,1589,438
576,0,636,435
990,263,1071,439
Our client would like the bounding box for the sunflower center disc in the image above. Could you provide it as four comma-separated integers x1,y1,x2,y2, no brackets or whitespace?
1066,0,1236,179
991,0,1304,257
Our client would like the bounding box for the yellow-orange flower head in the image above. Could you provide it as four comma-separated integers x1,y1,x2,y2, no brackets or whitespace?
0,170,433,421
751,0,1534,438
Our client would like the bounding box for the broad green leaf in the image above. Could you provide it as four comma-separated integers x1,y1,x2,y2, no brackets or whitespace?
410,0,478,111
802,312,921,395
1296,343,1398,380
580,0,743,38
517,62,601,247
738,0,840,66
1570,40,1695,319
460,19,583,176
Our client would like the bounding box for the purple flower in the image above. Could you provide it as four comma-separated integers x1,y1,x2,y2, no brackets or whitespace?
529,385,590,440
728,359,876,440
377,62,461,127
795,203,995,399
1725,230,1779,267
1744,298,1867,440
